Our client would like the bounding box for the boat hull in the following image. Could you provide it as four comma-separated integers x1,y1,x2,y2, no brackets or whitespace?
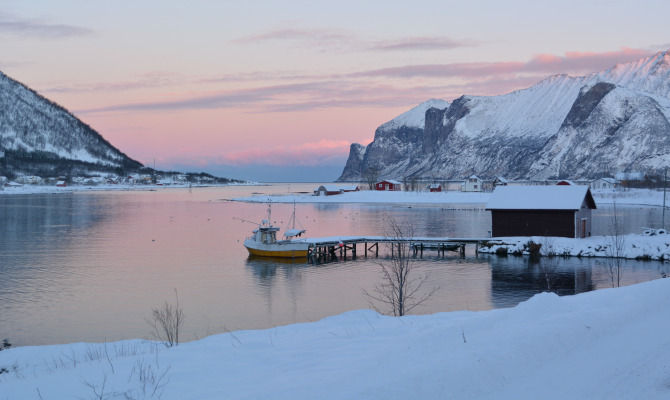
244,239,309,258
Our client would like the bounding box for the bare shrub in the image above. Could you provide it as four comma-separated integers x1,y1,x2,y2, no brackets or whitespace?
364,218,438,316
148,289,184,347
540,237,557,257
608,197,626,287
126,358,171,399
526,241,542,258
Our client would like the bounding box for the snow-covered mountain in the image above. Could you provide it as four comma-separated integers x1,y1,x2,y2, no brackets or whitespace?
0,71,143,177
338,50,670,181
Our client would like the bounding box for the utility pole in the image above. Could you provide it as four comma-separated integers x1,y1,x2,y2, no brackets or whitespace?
663,168,667,230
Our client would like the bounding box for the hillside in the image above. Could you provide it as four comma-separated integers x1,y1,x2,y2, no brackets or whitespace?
0,71,143,178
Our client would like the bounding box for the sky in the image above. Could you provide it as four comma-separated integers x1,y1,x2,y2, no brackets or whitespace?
1,0,669,181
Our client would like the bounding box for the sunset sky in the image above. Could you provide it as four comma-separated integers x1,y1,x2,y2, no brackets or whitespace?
2,0,669,181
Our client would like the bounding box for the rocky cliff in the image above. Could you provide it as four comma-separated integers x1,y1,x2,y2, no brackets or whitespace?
338,50,670,181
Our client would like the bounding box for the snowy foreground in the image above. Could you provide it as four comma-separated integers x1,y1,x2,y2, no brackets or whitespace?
2,279,670,399
479,233,670,261
234,188,670,207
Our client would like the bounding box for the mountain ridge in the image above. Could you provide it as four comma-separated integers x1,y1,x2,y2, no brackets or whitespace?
0,70,143,178
338,49,670,182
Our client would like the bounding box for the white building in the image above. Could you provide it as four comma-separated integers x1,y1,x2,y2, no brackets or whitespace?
590,177,618,190
461,175,483,192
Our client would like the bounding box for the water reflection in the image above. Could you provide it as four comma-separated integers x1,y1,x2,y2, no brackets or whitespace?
2,185,670,346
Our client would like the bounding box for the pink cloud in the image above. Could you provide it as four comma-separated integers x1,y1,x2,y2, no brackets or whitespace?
524,47,652,74
354,47,655,79
220,139,351,166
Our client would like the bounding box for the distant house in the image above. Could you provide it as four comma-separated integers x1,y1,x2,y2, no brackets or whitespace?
314,185,343,196
556,180,575,186
427,183,442,192
18,175,43,185
493,177,508,187
56,180,67,187
486,185,597,238
590,177,618,190
375,179,401,191
340,185,360,192
461,175,482,192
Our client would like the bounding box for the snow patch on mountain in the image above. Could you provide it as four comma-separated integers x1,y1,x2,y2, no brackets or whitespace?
378,98,449,132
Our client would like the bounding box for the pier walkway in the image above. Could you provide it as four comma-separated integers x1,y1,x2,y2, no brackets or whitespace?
304,235,494,262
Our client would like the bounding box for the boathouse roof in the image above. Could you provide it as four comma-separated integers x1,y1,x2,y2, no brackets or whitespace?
486,185,596,211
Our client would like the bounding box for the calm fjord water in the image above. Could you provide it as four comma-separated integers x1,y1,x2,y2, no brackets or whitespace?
1,184,668,346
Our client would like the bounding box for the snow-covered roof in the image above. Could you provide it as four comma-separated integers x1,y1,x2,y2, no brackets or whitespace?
339,185,359,191
428,183,441,188
316,185,342,192
380,179,401,185
495,177,508,183
284,228,306,238
486,185,596,210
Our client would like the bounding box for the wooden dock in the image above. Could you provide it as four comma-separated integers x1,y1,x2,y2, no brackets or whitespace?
305,236,492,263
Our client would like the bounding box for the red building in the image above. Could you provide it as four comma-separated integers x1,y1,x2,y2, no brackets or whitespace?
428,183,442,192
375,179,401,191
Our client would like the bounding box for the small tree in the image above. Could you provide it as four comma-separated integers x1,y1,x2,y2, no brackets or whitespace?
608,197,626,287
148,289,184,347
364,218,438,316
364,166,381,190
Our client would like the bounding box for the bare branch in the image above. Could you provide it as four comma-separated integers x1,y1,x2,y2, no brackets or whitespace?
147,289,185,347
364,217,438,316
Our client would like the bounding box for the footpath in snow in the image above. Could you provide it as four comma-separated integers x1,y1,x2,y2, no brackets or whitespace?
2,278,670,399
478,233,670,261
233,188,670,207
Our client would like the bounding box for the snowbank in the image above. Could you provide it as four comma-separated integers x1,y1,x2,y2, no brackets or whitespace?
479,233,670,260
2,279,670,399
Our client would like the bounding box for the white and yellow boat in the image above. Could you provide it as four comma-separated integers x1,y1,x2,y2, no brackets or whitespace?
243,204,309,258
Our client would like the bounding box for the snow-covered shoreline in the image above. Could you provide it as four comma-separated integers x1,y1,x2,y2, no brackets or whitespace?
0,183,249,195
479,233,670,261
232,188,670,207
2,278,669,399
233,190,490,204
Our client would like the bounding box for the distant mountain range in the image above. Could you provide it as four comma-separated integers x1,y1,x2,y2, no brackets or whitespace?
338,50,670,182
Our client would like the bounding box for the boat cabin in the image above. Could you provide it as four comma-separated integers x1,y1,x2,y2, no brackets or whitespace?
253,225,280,244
